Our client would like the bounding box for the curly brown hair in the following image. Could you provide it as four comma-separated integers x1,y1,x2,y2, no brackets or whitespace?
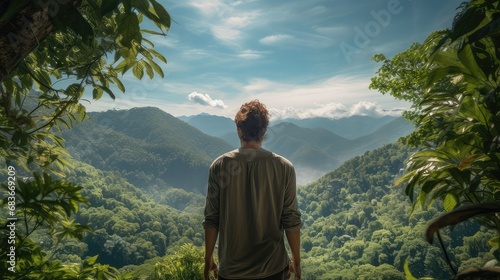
234,100,270,143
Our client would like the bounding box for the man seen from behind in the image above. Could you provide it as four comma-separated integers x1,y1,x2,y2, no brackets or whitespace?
203,100,302,280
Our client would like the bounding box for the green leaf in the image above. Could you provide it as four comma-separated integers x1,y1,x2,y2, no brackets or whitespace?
92,88,103,100
425,66,466,89
448,6,486,42
101,0,121,16
443,193,458,212
150,48,167,63
86,255,99,266
117,13,141,48
112,77,126,93
142,61,154,79
448,168,470,188
469,16,500,44
133,0,158,23
95,85,116,100
50,3,94,43
488,235,500,247
141,29,165,36
417,192,427,210
457,43,486,80
65,83,84,98
115,58,134,75
148,58,164,78
150,0,171,29
33,70,52,91
403,259,418,280
133,62,144,80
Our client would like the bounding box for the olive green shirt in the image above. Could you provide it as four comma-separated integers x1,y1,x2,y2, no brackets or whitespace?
203,148,302,279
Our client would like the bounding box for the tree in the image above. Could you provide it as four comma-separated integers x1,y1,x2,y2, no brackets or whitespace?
371,0,500,278
0,0,171,278
369,32,455,148
0,0,170,173
154,243,206,280
0,172,123,279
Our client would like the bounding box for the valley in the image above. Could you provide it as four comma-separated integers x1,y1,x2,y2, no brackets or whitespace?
28,107,492,279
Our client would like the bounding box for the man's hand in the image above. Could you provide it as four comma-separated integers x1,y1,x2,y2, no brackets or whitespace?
287,260,301,280
204,257,218,280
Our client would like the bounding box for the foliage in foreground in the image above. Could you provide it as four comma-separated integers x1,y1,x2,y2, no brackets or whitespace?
0,0,171,278
371,0,500,278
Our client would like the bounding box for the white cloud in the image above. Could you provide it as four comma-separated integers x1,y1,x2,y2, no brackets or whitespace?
211,26,242,42
269,101,401,120
188,92,228,109
212,11,260,42
182,48,211,60
188,0,233,16
259,34,294,44
237,49,270,59
185,0,260,44
350,101,386,116
224,14,256,28
236,74,409,118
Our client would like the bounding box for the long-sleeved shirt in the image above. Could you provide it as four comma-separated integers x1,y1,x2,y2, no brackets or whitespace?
203,147,302,279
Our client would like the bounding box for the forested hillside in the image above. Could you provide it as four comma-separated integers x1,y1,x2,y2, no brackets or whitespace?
50,160,205,269
61,107,233,194
6,139,489,279
297,143,494,279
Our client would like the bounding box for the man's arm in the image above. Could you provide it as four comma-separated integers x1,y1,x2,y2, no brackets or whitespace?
286,229,301,279
203,160,221,279
204,228,219,279
283,164,301,279
204,228,218,261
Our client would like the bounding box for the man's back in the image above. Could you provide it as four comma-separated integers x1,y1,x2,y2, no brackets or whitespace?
203,147,301,279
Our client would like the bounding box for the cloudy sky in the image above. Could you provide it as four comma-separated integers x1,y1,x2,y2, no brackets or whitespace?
86,0,464,120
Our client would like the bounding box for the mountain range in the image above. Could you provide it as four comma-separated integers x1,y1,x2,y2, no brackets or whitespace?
179,114,399,140
62,107,414,191
181,112,414,184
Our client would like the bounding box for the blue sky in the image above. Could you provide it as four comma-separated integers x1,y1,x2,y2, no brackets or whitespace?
86,0,464,120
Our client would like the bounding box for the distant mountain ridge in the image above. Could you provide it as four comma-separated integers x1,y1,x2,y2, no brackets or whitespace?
180,113,399,140
273,115,398,139
179,113,236,139
264,118,414,183
180,113,414,184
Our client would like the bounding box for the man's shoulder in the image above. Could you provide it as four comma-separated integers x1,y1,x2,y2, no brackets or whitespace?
210,149,239,166
269,151,294,167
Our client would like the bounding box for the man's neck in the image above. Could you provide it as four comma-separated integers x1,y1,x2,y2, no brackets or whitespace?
240,141,262,149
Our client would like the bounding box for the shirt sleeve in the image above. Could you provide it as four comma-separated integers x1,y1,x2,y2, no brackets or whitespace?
281,164,302,231
202,160,220,230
